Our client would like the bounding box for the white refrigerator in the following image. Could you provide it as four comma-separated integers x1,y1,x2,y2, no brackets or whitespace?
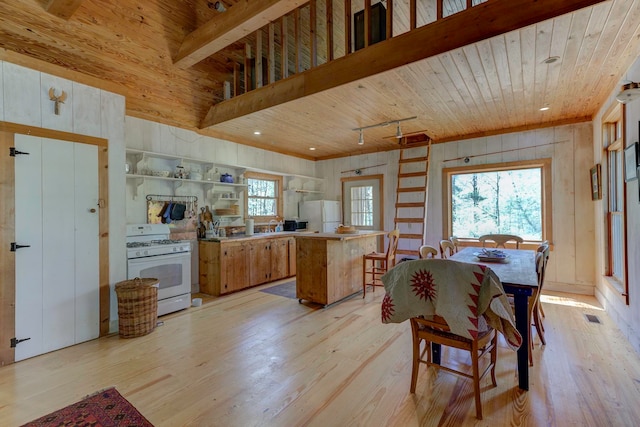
299,200,341,232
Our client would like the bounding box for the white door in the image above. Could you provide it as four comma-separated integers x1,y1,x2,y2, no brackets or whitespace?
14,135,99,361
342,178,382,231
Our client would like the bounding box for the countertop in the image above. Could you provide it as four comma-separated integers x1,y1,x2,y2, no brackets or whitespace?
292,230,385,241
199,230,314,243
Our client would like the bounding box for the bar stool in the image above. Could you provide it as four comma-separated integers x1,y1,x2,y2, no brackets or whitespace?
362,229,400,298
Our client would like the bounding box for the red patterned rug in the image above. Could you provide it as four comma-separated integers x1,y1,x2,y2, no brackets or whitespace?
21,387,154,427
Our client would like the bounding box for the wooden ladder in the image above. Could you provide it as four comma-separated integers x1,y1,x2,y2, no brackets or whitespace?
394,141,431,260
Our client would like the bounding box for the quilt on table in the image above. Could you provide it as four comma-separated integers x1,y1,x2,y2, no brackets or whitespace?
381,259,522,350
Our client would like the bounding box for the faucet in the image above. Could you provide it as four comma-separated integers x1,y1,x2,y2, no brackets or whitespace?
268,219,278,232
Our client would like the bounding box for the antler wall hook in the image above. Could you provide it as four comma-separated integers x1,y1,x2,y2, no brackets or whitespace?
48,88,67,115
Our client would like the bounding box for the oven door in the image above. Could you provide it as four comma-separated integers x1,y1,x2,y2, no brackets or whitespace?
127,252,191,301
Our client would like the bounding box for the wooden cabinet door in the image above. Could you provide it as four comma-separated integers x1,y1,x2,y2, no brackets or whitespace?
288,238,296,277
221,242,249,293
249,240,271,286
270,238,289,281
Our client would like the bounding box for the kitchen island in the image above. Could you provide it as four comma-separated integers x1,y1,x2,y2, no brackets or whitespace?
295,230,385,306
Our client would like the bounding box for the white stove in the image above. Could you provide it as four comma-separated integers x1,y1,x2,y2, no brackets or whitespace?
125,224,192,316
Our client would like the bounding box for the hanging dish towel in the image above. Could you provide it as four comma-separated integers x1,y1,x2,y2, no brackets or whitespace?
163,202,173,224
170,203,187,220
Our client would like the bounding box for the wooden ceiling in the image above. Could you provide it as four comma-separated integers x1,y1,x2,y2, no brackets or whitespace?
1,0,639,160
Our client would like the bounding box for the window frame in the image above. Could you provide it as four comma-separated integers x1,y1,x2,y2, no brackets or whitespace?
244,171,283,222
442,158,553,250
601,102,629,304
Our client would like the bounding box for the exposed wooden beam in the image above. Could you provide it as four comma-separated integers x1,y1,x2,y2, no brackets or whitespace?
281,16,289,79
46,0,85,20
310,0,318,68
174,0,308,69
268,23,276,84
256,30,263,88
201,0,606,128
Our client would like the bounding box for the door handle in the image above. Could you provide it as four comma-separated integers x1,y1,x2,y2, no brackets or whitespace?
10,242,31,252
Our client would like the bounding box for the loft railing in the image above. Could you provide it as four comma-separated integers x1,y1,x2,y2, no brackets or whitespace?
228,0,486,99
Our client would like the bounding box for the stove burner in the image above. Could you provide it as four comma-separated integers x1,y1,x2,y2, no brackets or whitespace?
150,239,183,245
126,242,151,248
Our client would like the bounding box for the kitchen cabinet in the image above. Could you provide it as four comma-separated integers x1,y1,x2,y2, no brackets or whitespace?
199,240,249,295
288,237,296,277
199,236,294,295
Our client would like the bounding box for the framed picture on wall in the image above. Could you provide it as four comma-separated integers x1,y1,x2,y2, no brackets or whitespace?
624,141,639,182
590,164,602,201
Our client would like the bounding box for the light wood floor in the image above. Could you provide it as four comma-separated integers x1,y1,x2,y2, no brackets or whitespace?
1,284,639,426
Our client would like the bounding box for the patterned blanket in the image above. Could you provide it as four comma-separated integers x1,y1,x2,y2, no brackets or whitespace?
381,259,522,350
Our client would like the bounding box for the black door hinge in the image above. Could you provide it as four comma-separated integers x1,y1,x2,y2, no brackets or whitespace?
10,242,31,252
9,147,29,157
10,337,30,348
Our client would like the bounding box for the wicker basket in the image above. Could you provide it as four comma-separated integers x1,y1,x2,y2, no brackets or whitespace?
115,278,159,338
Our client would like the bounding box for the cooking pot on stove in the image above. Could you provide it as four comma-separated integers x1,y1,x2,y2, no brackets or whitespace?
220,173,234,183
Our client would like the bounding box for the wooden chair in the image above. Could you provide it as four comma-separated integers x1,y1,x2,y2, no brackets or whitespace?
533,242,550,337
448,236,460,253
410,316,498,419
479,234,523,249
362,229,400,298
419,245,438,259
439,239,455,259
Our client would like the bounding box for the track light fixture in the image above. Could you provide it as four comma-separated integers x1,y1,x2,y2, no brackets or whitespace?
395,123,403,139
352,116,416,145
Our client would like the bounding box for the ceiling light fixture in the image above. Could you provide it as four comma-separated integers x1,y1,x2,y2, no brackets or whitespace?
253,131,261,135
616,82,640,103
309,147,316,151
353,115,417,144
539,106,550,111
207,1,227,12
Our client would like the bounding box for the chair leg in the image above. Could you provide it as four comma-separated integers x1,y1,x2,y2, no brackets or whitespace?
490,333,497,386
410,322,420,393
362,256,367,298
533,306,546,345
471,341,483,420
539,302,546,318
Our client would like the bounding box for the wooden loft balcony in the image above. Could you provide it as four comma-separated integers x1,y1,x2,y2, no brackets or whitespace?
183,0,604,129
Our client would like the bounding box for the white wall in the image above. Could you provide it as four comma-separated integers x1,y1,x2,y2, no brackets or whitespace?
124,117,318,225
593,56,640,354
0,60,127,333
318,122,596,294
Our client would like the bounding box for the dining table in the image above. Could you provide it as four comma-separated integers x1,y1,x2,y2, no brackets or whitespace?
450,246,538,391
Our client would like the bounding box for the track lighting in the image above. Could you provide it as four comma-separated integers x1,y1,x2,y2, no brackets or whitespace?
395,123,403,139
352,115,416,144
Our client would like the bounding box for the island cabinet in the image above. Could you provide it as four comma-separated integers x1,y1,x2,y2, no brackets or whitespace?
295,231,385,306
288,237,296,277
199,236,294,296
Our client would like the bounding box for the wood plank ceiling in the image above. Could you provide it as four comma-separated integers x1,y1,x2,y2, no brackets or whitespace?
1,0,640,160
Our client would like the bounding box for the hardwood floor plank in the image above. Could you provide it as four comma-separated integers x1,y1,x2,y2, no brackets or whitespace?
1,287,640,426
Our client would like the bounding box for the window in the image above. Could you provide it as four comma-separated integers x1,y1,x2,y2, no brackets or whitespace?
443,159,552,244
350,185,374,226
244,172,283,221
602,103,628,301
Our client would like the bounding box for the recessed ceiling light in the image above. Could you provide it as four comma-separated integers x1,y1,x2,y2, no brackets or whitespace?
539,106,550,111
543,56,560,64
309,147,316,151
253,131,261,135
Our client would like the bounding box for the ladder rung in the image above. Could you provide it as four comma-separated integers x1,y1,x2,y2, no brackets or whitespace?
398,187,425,193
396,202,424,208
399,172,428,178
399,233,423,240
395,218,424,224
399,156,429,164
396,249,419,256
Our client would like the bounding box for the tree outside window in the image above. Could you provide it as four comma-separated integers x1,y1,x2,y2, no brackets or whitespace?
444,159,552,244
245,172,283,221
